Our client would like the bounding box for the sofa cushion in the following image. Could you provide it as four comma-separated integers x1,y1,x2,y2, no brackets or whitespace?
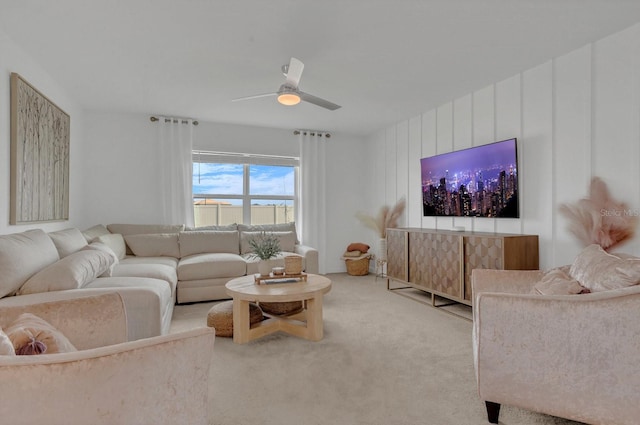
107,223,185,236
124,233,180,258
179,230,240,257
17,249,117,295
184,224,238,231
5,313,77,354
95,233,127,260
48,228,88,258
178,253,247,280
0,229,60,298
120,256,179,268
110,264,177,294
240,231,296,255
81,224,111,242
569,244,640,292
238,222,299,244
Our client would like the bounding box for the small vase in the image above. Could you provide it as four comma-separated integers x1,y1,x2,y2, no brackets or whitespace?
258,259,273,277
378,238,387,262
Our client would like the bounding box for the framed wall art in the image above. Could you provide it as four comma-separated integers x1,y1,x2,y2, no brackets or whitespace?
10,72,70,224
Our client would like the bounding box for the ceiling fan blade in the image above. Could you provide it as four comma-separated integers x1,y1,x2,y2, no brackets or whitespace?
299,91,341,110
284,57,304,89
232,92,277,102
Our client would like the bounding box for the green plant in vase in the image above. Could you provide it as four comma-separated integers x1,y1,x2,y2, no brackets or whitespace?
248,232,281,276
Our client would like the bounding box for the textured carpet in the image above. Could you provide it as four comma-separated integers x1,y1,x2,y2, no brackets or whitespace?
170,273,583,425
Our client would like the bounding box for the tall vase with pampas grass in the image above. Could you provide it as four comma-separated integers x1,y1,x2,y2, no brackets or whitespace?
356,197,406,262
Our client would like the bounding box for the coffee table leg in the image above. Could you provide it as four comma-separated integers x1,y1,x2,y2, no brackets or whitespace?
305,295,324,341
232,298,250,344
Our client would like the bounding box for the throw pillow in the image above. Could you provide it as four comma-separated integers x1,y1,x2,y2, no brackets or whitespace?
5,313,77,355
569,244,640,292
0,328,16,356
124,233,181,258
83,242,120,276
347,242,370,253
81,224,111,243
96,233,127,260
533,267,589,295
0,229,60,298
238,223,299,244
17,249,116,295
48,228,88,258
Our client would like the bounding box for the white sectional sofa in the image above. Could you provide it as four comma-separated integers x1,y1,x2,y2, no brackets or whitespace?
0,222,318,340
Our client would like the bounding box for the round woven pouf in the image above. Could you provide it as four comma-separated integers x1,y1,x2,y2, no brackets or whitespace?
259,301,304,316
206,301,264,337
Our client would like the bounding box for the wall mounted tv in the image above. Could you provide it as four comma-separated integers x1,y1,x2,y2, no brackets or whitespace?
421,138,518,218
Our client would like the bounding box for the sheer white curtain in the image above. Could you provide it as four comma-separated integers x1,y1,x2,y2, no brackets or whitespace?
156,117,195,227
298,131,327,273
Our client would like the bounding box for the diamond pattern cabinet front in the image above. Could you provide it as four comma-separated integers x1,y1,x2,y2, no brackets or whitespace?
386,229,408,282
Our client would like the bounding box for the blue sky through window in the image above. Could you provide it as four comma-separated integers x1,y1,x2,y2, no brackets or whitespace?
193,163,294,205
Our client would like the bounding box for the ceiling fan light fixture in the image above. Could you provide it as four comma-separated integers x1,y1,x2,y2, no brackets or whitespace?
277,91,301,106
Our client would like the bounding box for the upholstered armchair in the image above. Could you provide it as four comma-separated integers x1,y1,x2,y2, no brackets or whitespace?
0,293,215,425
472,269,640,425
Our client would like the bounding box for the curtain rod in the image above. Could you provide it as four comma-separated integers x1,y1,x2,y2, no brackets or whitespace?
150,116,199,125
293,130,331,138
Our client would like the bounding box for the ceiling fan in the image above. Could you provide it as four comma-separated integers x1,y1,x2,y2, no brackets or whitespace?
232,57,341,111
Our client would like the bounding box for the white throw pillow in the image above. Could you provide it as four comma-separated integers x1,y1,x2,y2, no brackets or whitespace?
124,233,181,258
83,242,119,276
81,224,111,243
238,222,299,244
48,228,88,258
17,249,116,295
0,229,60,298
569,244,640,292
0,328,16,356
95,233,127,260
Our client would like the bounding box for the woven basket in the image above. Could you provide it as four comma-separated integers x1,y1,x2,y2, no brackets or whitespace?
207,301,264,337
284,255,303,275
345,256,370,276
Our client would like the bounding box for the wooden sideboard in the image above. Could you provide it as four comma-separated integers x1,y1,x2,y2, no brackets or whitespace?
386,228,539,306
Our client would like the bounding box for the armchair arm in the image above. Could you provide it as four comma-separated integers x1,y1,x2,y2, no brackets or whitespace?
0,327,215,425
474,286,640,424
295,244,319,274
472,268,544,296
0,293,128,350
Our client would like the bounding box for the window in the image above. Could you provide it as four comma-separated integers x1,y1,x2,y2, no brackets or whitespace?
192,151,298,226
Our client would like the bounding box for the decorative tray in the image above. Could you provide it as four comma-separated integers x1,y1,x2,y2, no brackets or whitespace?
255,272,308,285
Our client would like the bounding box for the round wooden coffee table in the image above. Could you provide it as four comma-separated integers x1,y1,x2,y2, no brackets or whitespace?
225,274,332,344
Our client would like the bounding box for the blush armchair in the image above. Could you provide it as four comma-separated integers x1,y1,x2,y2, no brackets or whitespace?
0,293,216,425
472,269,640,425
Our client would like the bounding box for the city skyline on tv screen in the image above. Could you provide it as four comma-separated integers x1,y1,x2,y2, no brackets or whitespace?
421,138,518,218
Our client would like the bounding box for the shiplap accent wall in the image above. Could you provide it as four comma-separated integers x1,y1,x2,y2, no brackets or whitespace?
367,23,640,270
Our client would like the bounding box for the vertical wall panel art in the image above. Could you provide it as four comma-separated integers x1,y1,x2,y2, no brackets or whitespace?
10,73,70,224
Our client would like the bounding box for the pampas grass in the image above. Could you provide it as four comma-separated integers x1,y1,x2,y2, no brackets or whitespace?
559,177,637,251
356,197,406,238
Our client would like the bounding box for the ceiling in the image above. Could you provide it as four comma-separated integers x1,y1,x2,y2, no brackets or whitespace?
1,1,640,137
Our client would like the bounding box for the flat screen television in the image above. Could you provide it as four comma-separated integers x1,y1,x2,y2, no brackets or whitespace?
421,138,518,218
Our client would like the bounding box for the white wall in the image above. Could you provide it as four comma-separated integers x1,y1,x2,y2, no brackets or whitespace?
0,29,84,235
366,23,640,270
81,111,367,272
